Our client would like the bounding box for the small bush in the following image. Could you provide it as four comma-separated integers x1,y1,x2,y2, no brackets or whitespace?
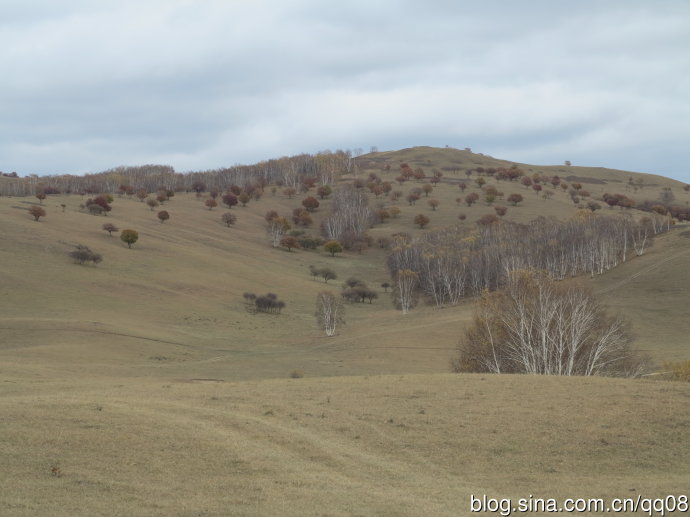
29,205,47,221
298,235,323,249
243,292,286,314
308,266,337,283
88,204,104,216
69,245,102,265
221,212,237,226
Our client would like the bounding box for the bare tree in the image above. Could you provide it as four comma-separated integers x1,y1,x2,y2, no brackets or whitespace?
321,184,371,242
315,291,344,336
394,269,419,314
266,216,291,247
318,267,337,283
454,269,647,377
221,212,237,227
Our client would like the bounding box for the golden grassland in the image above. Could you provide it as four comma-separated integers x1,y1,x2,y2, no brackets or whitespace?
1,147,689,515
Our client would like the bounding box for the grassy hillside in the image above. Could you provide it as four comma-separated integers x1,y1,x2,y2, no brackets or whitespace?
2,146,688,378
361,146,686,190
1,147,689,515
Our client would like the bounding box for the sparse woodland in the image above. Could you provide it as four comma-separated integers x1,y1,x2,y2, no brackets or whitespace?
2,146,690,517
387,212,664,309
3,146,689,379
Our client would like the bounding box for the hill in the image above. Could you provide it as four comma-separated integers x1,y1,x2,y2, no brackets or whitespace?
1,146,689,515
360,146,686,189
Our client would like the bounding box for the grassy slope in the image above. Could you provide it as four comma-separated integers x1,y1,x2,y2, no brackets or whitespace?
1,147,689,515
1,375,688,516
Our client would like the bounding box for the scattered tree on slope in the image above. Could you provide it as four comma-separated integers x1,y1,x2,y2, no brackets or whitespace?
315,291,344,337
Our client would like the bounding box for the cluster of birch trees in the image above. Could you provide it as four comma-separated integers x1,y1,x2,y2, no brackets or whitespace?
453,269,647,377
388,213,666,309
320,184,372,243
0,150,359,197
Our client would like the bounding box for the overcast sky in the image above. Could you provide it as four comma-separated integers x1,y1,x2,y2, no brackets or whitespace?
2,1,689,181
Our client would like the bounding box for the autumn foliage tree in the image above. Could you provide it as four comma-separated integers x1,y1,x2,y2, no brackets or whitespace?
302,196,320,212
157,210,170,223
102,223,119,236
29,205,46,221
280,236,300,251
291,208,313,227
324,240,343,257
465,192,479,206
238,192,251,206
86,196,112,215
222,193,238,209
414,214,430,228
120,229,139,248
317,185,332,199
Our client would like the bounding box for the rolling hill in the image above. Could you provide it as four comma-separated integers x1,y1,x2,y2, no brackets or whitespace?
0,147,688,515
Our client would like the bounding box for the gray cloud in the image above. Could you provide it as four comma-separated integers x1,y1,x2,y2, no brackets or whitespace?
1,0,689,181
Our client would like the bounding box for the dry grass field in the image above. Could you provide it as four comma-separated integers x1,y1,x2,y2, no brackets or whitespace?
1,147,689,515
1,375,688,516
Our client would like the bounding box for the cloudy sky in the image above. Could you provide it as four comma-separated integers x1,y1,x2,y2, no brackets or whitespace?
2,1,689,181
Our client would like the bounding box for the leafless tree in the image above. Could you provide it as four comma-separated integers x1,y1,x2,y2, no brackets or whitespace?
266,216,291,247
221,212,237,227
393,269,419,314
315,291,344,336
454,269,647,377
321,184,372,242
